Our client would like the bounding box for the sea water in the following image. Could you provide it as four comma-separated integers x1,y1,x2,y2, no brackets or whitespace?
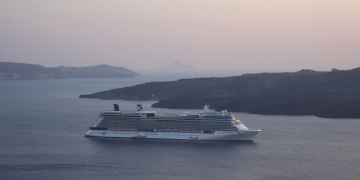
0,75,360,180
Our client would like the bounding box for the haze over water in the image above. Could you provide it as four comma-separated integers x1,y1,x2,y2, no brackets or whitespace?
1,76,360,180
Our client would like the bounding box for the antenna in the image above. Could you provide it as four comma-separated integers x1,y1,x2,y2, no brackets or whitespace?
203,103,210,112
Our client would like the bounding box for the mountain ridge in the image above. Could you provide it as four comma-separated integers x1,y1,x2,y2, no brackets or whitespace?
55,64,140,78
0,62,139,80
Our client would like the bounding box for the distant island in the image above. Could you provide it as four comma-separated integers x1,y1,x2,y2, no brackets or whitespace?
0,62,139,80
79,67,360,119
53,64,139,78
0,62,59,80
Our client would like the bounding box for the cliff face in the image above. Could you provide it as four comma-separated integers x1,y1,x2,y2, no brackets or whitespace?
0,62,60,80
79,67,360,118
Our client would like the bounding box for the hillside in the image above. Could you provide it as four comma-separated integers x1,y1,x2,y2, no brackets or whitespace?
0,62,61,80
79,67,360,118
0,62,139,80
56,64,139,78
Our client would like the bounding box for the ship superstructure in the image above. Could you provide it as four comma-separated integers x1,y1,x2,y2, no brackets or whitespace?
85,104,261,140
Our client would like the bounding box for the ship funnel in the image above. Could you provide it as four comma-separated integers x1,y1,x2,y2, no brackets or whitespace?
113,104,120,111
137,104,143,111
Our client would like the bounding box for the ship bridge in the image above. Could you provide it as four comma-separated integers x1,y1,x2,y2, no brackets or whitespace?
136,111,158,117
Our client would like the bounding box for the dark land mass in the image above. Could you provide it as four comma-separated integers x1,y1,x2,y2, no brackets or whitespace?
55,64,139,78
0,62,139,80
79,68,360,118
0,62,60,80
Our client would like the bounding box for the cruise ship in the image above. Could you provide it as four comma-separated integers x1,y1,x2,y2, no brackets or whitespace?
85,104,261,141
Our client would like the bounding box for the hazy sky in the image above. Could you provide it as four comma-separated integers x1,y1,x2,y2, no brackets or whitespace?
0,0,359,71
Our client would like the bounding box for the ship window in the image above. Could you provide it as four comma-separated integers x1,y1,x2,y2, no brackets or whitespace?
146,113,155,117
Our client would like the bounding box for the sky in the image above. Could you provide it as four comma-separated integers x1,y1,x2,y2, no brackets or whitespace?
0,0,359,72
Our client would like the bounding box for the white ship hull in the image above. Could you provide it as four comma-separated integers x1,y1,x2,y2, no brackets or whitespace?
85,129,260,141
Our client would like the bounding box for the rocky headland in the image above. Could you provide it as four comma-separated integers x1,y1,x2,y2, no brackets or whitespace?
0,62,60,80
55,64,139,78
79,67,360,118
0,62,139,80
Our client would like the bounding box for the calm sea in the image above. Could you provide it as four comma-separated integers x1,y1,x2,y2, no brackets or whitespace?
1,75,360,180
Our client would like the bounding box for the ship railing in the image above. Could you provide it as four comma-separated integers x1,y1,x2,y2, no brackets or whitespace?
121,110,140,113
163,114,181,117
101,110,138,113
112,110,138,113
